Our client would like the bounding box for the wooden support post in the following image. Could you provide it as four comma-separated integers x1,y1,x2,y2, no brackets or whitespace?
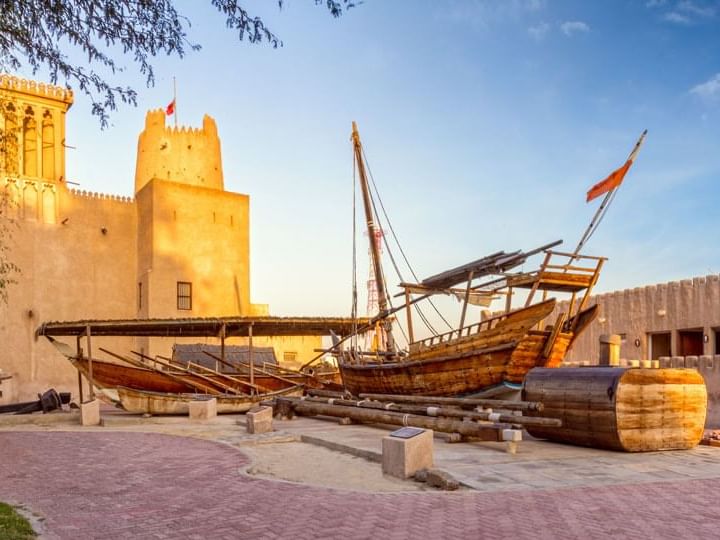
524,251,552,307
76,335,84,403
86,324,95,400
458,271,474,330
404,289,414,344
219,323,226,373
249,323,254,396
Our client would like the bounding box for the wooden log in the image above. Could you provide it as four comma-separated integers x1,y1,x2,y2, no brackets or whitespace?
301,396,561,428
523,367,707,451
277,397,512,440
358,393,544,412
307,389,352,399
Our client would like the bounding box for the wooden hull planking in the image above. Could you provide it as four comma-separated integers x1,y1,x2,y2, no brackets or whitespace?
522,367,707,452
340,299,589,396
71,357,338,393
117,385,305,415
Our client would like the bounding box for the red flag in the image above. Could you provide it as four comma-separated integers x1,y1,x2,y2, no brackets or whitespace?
586,160,632,202
165,99,175,116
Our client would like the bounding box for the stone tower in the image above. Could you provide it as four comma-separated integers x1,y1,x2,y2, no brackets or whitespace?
134,110,224,193
0,74,73,184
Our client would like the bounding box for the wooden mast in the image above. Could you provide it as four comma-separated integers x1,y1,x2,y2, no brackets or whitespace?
351,122,395,353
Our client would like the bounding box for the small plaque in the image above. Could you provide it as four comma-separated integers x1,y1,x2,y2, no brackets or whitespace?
389,427,425,439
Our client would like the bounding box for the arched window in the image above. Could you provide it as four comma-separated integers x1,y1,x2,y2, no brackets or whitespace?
23,106,38,177
2,103,19,175
42,110,55,180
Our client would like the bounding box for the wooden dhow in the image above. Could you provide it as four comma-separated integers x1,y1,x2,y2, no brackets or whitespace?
334,123,604,397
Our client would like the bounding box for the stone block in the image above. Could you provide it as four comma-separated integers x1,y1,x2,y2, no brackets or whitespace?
640,360,652,368
628,360,640,368
686,356,699,369
651,360,660,369
188,398,217,420
671,356,685,368
80,399,101,426
247,406,273,434
382,429,433,479
700,355,713,370
659,356,671,368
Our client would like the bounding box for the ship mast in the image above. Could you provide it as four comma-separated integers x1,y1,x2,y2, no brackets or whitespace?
351,122,395,352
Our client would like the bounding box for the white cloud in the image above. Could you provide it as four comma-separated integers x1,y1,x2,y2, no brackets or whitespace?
560,21,590,36
677,0,716,17
528,22,550,40
690,73,720,100
663,11,692,23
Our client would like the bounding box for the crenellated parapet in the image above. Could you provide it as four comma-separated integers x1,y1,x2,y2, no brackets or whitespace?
134,109,224,193
0,74,74,106
68,188,134,204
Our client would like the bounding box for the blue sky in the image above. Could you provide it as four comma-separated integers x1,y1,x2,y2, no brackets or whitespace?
17,0,720,319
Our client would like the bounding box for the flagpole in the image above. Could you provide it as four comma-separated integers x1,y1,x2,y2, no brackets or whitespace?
573,129,647,256
173,76,177,128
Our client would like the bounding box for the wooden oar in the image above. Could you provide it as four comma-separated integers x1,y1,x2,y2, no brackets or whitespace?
143,355,244,395
202,351,301,388
155,353,273,393
99,347,220,395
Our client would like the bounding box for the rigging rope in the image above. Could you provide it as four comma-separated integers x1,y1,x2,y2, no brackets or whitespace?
361,146,454,333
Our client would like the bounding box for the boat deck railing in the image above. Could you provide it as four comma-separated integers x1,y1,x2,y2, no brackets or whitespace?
411,311,505,350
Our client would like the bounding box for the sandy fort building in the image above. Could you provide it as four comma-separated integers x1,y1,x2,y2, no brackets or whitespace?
0,75,319,403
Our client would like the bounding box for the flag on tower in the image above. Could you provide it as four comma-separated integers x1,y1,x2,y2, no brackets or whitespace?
165,99,175,116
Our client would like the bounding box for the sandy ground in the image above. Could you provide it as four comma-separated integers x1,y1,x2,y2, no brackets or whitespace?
239,441,428,492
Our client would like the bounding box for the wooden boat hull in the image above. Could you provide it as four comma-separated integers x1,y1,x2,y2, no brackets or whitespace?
340,300,593,396
117,385,305,415
70,357,339,393
522,367,707,451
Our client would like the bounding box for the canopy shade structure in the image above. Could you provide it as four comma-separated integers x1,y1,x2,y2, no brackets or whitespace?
36,316,370,339
419,240,563,291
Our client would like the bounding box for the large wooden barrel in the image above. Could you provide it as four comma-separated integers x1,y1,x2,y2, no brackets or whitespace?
522,367,707,452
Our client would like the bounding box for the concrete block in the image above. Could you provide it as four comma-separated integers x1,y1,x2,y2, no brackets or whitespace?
686,356,699,369
382,429,433,479
189,398,217,420
659,356,671,368
80,399,101,426
628,360,640,368
700,355,713,370
247,405,273,434
715,355,720,372
651,360,660,369
671,356,685,368
640,360,652,368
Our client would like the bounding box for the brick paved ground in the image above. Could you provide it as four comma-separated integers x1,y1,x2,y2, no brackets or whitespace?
1,431,718,539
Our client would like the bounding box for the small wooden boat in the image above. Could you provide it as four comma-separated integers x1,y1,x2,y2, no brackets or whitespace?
522,367,707,451
69,355,340,394
117,385,305,415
